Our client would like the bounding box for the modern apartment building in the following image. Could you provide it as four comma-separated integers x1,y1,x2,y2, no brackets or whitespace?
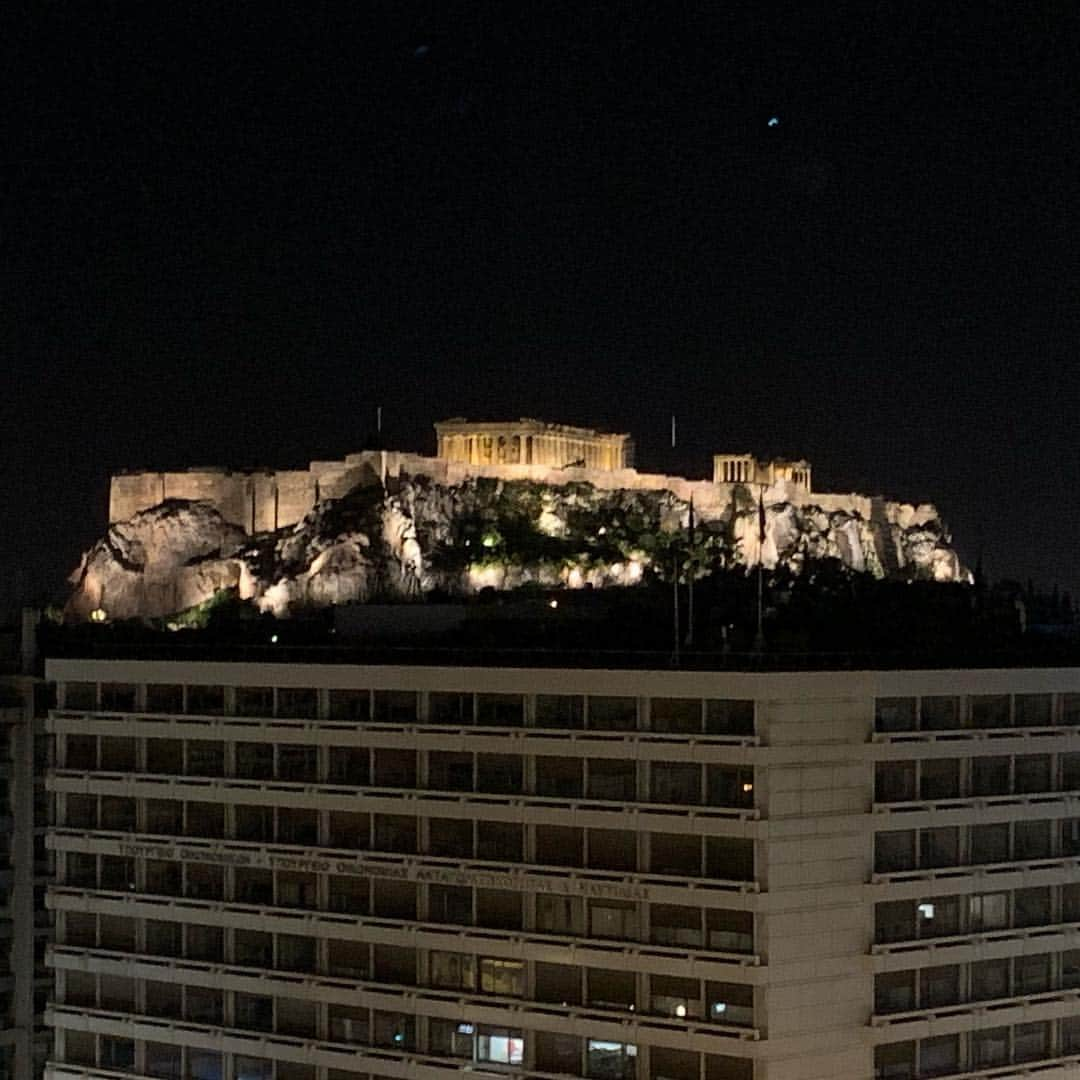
0,611,53,1080
42,654,1080,1080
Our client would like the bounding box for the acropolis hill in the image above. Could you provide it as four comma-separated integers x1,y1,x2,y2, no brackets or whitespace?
71,418,964,621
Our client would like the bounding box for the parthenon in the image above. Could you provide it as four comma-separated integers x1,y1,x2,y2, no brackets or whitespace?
435,418,634,471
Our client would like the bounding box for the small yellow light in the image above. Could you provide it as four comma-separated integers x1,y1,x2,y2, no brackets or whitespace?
549,599,558,609
89,608,107,623
675,1003,687,1018
742,782,754,793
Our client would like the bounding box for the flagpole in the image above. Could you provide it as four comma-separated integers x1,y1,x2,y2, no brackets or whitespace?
754,485,766,653
685,496,695,647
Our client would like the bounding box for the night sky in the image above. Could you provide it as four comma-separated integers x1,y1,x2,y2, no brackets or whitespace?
5,5,1080,606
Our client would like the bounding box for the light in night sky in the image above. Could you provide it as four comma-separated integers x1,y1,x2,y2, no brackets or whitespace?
767,116,779,127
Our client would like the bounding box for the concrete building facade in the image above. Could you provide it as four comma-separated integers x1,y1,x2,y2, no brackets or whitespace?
43,657,1080,1080
0,649,53,1078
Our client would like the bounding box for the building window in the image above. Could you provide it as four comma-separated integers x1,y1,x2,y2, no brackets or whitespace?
1014,1021,1050,1062
235,686,274,717
586,1039,637,1079
234,1057,273,1080
373,748,416,787
650,698,701,733
920,759,960,800
535,962,582,1005
535,695,584,729
429,691,472,725
476,693,524,727
187,1051,222,1080
587,968,636,1010
874,971,915,1014
100,1038,135,1070
970,695,1010,729
536,825,583,866
1015,754,1051,793
328,688,369,721
587,696,637,731
278,744,318,782
875,831,916,873
428,751,473,791
477,821,522,861
1014,886,1051,927
920,965,960,1008
430,884,472,926
707,981,753,1026
971,1026,1009,1068
536,894,579,934
100,735,136,770
329,747,370,786
235,993,274,1032
875,762,916,803
971,957,1009,999
145,684,183,713
236,742,273,779
63,682,97,710
101,684,137,712
1015,694,1052,726
430,1018,476,1058
1014,953,1052,995
918,1035,959,1077
187,685,224,716
706,699,754,735
588,828,637,872
535,756,584,797
277,687,318,718
970,822,1009,864
971,756,1009,795
920,827,959,869
590,900,638,940
373,690,417,724
476,1028,524,1065
920,697,959,731
875,698,916,733
234,930,273,967
144,1042,182,1080
587,759,637,800
480,957,524,996
430,951,475,991
476,888,522,930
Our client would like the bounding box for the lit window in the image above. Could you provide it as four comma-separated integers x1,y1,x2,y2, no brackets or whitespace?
476,1028,524,1065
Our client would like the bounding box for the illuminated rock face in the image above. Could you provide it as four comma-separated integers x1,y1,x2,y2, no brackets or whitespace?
67,476,966,621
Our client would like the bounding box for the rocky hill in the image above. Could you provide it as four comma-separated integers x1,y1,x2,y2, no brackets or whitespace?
67,476,966,621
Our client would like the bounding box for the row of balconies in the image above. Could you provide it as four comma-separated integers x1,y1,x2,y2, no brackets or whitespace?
48,748,758,815
874,1018,1080,1080
53,688,757,739
48,882,758,987
874,884,1080,955
50,942,759,1038
49,1000,754,1080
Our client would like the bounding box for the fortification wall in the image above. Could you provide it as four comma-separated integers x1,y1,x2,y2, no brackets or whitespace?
110,452,909,536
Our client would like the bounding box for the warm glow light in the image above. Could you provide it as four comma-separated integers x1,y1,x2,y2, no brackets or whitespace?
549,599,558,609
675,1003,687,1017
270,634,279,644
742,782,754,793
89,608,107,623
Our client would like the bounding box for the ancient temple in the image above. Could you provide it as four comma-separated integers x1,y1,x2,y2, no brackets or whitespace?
434,418,634,471
713,453,812,493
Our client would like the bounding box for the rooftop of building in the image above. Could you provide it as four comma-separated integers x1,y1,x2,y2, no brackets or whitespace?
35,572,1080,673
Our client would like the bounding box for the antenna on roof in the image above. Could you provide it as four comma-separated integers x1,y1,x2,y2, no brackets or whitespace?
376,406,383,434
671,414,676,449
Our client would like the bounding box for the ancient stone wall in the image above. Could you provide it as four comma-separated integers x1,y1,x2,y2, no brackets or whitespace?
109,449,910,537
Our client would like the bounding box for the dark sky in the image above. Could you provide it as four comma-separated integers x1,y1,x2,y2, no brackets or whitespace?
5,4,1080,606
